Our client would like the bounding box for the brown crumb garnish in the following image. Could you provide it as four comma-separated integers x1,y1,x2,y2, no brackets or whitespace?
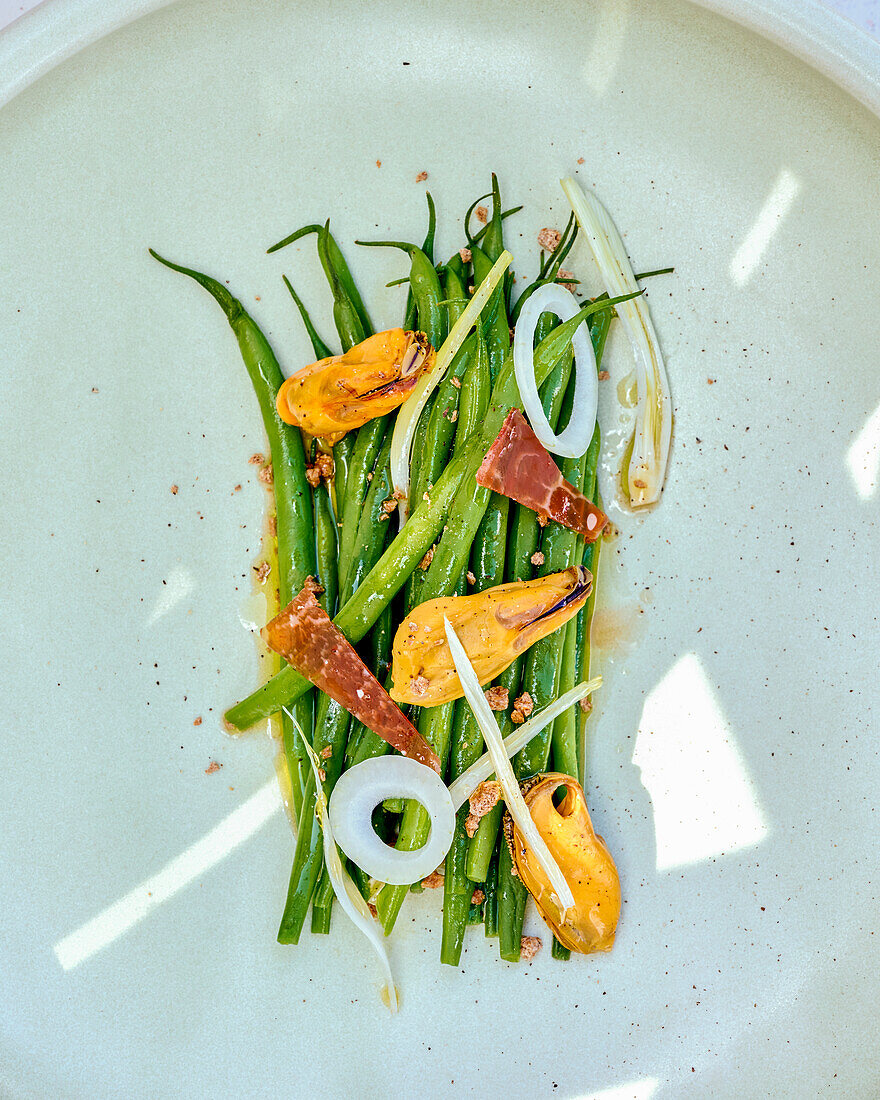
451,376,462,389
421,870,444,888
484,685,509,711
459,247,472,264
375,159,382,169
320,745,332,759
471,888,485,906
510,691,534,724
577,157,585,165
379,496,398,520
707,378,715,384
258,463,274,485
205,760,221,774
537,227,561,252
392,488,406,501
233,483,242,492
537,514,548,527
530,550,544,567
253,561,271,584
368,902,378,916
91,387,99,393
632,478,647,489
193,716,203,726
449,410,458,422
268,514,277,536
465,780,503,837
317,767,326,782
558,269,577,293
579,696,593,714
603,520,619,540
475,205,488,224
170,484,179,495
415,170,428,182
519,935,542,961
466,570,476,585
411,674,429,697
249,453,265,465
598,370,610,381
305,451,335,489
419,545,435,570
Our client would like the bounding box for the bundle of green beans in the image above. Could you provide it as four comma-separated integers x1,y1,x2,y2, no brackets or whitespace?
151,178,654,966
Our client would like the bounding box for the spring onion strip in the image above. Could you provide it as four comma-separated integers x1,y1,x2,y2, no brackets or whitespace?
285,709,398,1013
390,249,512,526
560,176,672,507
447,677,602,810
443,618,575,915
513,283,597,458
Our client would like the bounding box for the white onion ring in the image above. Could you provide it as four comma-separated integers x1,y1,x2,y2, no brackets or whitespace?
513,282,597,458
329,757,455,885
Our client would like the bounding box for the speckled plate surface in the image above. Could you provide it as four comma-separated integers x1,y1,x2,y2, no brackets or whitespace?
1,2,878,1097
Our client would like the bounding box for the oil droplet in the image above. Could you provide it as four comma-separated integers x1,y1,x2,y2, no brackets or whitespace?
616,369,638,409
590,602,645,653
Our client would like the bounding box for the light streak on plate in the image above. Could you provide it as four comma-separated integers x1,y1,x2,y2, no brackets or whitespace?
633,653,768,871
573,1077,660,1100
845,399,880,500
54,780,281,970
584,0,631,98
729,169,801,285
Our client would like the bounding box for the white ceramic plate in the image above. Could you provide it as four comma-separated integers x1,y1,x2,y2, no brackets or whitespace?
1,2,878,1097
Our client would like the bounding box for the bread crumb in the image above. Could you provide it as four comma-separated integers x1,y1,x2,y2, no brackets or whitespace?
459,247,472,264
205,760,221,774
253,561,271,584
467,571,476,585
415,170,428,182
577,157,585,165
451,376,462,389
707,378,715,384
520,935,542,961
510,691,534,724
598,370,610,381
170,484,179,495
194,716,203,726
530,550,544,566
465,780,502,837
484,685,509,711
558,269,576,293
421,870,444,888
419,545,435,570
475,205,488,224
579,696,593,714
258,464,274,485
537,227,561,251
471,889,485,906
411,674,429,697
320,746,332,759
249,453,265,465
375,159,382,168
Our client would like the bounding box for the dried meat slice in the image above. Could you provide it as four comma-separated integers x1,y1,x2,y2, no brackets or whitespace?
476,409,607,540
263,585,440,773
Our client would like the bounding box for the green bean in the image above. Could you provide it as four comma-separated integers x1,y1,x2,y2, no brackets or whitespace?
471,244,509,385
552,937,571,961
318,222,366,351
225,296,636,730
464,191,524,249
483,849,499,937
481,174,506,264
453,328,490,460
497,839,527,962
440,486,508,963
282,276,334,359
313,482,338,616
577,533,602,788
337,415,390,594
356,239,445,347
442,254,470,329
333,435,354,514
267,223,373,340
338,432,394,607
404,192,437,329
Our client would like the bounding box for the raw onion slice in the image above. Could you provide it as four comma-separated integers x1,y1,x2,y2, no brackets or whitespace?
513,282,597,458
560,176,672,507
329,756,455,886
443,617,575,914
288,711,398,1013
390,249,512,526
447,678,602,810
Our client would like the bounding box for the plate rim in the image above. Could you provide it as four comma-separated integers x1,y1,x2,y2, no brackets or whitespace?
1,0,880,118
